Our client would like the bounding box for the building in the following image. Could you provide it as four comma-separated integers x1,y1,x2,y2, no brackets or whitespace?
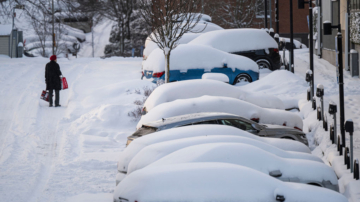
0,24,23,58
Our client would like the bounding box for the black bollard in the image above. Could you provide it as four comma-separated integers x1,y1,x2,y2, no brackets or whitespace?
330,124,334,144
354,159,359,180
317,107,321,121
323,115,328,131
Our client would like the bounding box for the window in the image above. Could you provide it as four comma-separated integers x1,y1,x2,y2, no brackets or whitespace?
256,0,271,19
218,119,255,132
192,120,219,125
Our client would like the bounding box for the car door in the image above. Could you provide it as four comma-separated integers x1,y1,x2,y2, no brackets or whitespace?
211,67,234,82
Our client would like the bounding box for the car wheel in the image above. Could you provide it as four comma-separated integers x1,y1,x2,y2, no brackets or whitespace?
233,74,252,85
256,59,271,69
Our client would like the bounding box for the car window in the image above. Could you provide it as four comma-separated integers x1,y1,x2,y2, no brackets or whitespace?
192,120,218,125
218,119,254,132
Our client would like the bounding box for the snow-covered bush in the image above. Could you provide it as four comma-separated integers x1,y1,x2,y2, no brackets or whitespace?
128,86,157,121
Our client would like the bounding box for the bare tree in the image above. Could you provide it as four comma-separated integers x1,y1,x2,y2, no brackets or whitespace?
206,0,261,29
138,0,203,83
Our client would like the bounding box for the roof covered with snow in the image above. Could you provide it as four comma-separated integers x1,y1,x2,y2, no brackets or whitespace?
189,28,278,53
127,135,322,175
0,25,12,36
138,95,303,129
145,143,338,185
143,79,284,112
114,163,348,202
117,125,311,173
143,44,259,73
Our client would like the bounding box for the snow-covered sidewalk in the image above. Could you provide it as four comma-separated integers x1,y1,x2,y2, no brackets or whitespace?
0,56,154,202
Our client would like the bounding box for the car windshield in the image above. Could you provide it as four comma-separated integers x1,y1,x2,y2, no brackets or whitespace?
132,126,157,137
218,119,255,132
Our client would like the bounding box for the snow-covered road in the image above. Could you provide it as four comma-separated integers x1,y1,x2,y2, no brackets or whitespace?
0,57,154,202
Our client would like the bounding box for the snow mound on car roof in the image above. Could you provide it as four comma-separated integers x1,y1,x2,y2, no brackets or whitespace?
114,163,348,202
145,143,338,185
117,125,310,174
143,79,284,112
143,44,259,73
138,95,302,129
127,135,322,175
189,28,278,52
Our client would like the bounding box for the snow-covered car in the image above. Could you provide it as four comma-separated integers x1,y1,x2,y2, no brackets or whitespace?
136,143,338,191
279,37,307,51
114,163,348,202
189,28,281,70
116,125,311,185
142,79,285,113
142,44,259,84
123,135,322,185
137,96,303,132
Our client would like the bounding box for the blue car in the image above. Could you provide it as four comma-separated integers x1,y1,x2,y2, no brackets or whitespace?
143,67,259,85
142,44,259,85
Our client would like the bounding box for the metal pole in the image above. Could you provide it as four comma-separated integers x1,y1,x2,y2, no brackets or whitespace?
265,0,268,28
270,0,272,28
201,0,204,13
319,0,323,58
334,113,337,145
52,0,55,55
276,0,279,33
92,26,94,58
309,6,315,108
290,0,294,73
350,133,354,172
337,31,346,151
10,8,15,58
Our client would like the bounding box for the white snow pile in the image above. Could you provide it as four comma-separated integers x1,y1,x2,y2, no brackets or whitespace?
117,125,311,174
189,28,278,53
144,143,338,187
202,73,229,83
143,79,285,112
241,70,309,109
127,135,322,175
114,163,348,202
137,96,303,130
143,44,259,73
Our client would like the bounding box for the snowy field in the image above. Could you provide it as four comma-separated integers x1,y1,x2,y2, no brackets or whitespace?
0,48,360,202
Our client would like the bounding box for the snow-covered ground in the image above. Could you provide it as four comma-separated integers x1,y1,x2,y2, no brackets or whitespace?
0,56,153,202
1,48,360,202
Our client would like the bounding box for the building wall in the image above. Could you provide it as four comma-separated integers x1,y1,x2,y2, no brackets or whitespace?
0,36,10,56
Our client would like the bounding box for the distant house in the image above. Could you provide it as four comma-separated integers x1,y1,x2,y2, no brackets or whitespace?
0,24,23,58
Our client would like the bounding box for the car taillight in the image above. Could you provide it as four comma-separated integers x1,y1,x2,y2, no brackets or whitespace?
143,55,146,60
153,71,165,78
142,71,144,77
251,118,260,123
294,127,303,131
274,48,279,53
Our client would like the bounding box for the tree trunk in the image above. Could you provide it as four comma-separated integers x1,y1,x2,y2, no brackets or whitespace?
165,52,170,83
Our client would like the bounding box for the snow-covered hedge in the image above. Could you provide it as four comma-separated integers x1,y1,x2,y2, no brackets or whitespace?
117,125,311,175
143,79,285,112
143,44,259,73
189,28,278,53
127,135,322,175
114,163,348,202
138,96,303,129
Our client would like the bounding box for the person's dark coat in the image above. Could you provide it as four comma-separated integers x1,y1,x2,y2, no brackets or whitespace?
45,61,62,90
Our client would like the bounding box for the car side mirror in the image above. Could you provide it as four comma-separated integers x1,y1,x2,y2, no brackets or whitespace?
269,170,282,177
251,124,261,132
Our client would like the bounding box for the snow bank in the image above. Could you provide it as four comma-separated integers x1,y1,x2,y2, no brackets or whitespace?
240,70,309,109
145,143,338,186
114,163,348,202
143,79,285,112
117,125,311,173
138,96,303,129
202,73,229,83
143,44,259,73
189,28,278,53
127,135,322,175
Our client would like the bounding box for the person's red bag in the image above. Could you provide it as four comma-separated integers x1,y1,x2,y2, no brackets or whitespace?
40,90,53,102
61,77,68,90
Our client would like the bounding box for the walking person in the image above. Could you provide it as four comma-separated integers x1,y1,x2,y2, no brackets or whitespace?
45,55,62,107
